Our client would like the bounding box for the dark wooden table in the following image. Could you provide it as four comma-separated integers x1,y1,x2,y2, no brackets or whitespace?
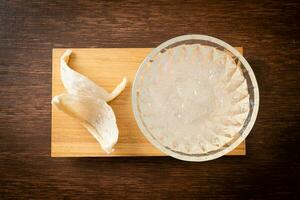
1,1,299,199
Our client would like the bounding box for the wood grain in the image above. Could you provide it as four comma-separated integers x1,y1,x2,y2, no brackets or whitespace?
1,0,300,199
52,48,245,157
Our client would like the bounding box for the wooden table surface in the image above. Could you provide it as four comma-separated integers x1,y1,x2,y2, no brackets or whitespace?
0,1,299,199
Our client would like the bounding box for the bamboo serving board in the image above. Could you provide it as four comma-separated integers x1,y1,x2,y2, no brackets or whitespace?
51,48,246,157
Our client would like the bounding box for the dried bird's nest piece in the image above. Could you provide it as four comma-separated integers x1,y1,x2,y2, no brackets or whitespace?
60,49,127,102
52,49,127,153
52,94,118,153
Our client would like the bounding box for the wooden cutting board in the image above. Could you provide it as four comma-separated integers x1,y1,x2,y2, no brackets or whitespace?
51,48,246,157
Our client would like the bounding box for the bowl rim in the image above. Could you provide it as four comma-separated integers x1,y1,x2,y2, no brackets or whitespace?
132,34,259,161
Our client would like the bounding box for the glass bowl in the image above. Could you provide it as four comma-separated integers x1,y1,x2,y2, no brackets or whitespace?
132,35,259,161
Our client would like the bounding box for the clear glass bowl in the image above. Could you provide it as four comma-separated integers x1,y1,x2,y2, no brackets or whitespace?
132,35,259,161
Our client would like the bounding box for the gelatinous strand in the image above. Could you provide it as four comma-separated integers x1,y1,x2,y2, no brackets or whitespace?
138,44,250,154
